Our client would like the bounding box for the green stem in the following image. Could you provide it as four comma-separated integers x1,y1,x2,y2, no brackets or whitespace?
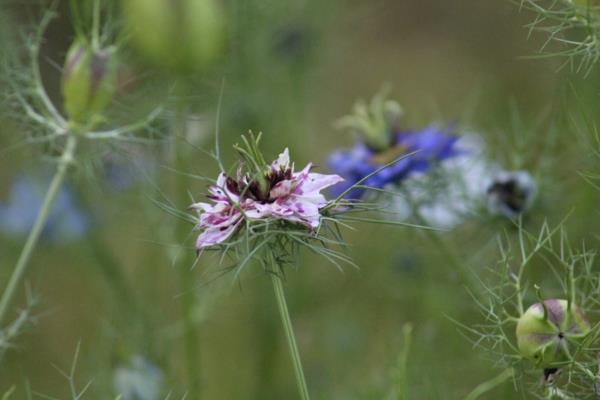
567,263,575,311
394,323,413,400
269,257,310,400
172,99,200,399
463,368,513,400
255,295,279,400
0,135,77,327
91,0,101,48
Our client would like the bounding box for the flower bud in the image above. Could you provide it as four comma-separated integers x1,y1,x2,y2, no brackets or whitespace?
62,39,118,125
516,299,590,367
122,0,226,74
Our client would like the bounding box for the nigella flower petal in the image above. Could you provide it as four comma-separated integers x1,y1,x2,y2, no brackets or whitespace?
209,173,239,203
190,202,214,213
196,215,242,248
269,179,296,199
301,173,345,194
244,205,270,220
328,125,460,199
327,149,375,198
328,146,373,176
287,200,322,228
397,125,460,159
293,162,313,180
272,148,291,171
257,197,320,228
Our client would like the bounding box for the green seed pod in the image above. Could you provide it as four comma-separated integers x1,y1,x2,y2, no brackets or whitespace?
122,0,226,74
62,39,118,125
516,299,590,367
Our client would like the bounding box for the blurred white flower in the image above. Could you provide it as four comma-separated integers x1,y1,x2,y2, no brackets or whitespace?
389,134,539,227
391,134,496,229
113,356,163,400
184,113,213,146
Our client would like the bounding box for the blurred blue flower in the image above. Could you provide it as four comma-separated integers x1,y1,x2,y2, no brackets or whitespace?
0,174,89,243
328,125,461,199
101,145,157,191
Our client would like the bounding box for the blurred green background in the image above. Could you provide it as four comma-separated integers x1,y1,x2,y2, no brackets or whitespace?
1,0,599,399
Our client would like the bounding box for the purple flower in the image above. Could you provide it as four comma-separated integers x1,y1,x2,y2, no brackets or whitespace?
328,125,460,199
191,149,344,249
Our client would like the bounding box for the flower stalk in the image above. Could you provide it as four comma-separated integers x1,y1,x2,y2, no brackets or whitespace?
0,135,77,326
393,323,413,400
268,251,310,400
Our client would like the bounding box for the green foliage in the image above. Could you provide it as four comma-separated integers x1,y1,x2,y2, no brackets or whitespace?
2,1,600,399
461,221,600,398
519,0,600,74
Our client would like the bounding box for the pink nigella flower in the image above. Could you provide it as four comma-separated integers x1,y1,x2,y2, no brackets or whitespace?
191,148,344,250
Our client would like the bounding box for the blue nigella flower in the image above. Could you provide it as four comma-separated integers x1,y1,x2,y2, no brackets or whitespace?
328,89,462,199
0,174,90,243
328,124,461,199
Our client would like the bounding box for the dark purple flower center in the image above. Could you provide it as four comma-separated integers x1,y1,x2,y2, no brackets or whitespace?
224,167,294,203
